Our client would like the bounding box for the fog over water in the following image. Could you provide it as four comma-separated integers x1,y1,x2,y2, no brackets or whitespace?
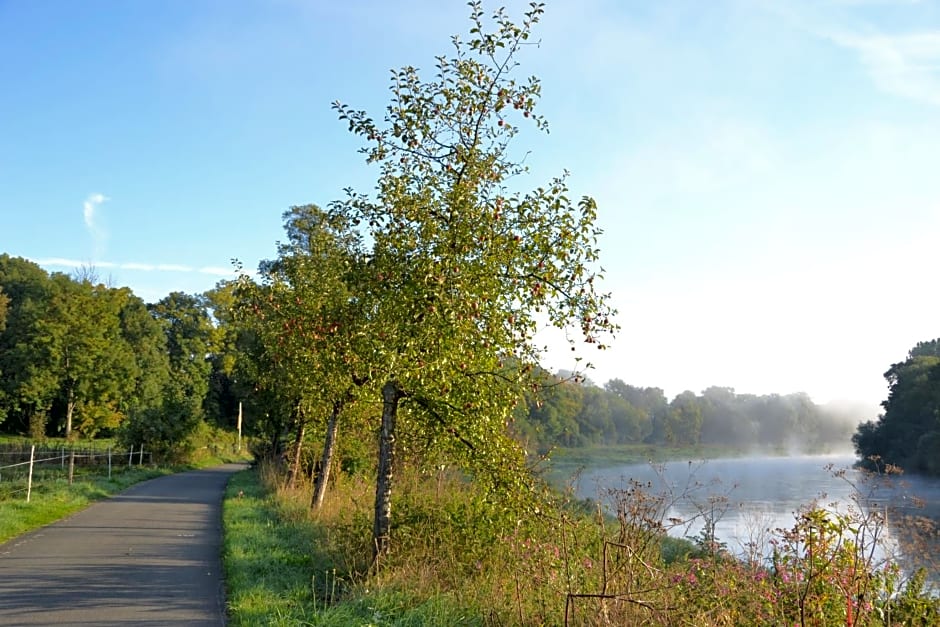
574,455,940,580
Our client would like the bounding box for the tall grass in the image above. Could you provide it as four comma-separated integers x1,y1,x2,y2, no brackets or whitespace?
222,457,940,626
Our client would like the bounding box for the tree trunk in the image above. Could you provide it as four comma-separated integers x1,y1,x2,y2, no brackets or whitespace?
287,404,305,490
373,380,403,567
65,388,75,440
311,401,341,511
269,420,280,458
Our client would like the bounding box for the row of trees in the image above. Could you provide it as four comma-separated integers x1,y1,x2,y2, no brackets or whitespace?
854,340,940,476
229,1,617,564
0,254,236,454
514,374,857,453
2,3,618,564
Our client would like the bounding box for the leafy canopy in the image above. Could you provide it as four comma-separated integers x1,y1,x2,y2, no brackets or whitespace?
331,1,617,490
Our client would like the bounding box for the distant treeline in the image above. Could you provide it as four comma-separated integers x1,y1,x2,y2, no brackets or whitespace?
854,339,940,477
512,373,859,454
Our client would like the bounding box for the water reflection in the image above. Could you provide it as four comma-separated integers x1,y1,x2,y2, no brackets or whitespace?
574,454,940,584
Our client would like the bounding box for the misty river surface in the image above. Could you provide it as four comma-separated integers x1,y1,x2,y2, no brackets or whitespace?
572,454,940,578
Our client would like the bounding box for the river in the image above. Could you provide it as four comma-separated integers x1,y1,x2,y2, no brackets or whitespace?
570,454,940,582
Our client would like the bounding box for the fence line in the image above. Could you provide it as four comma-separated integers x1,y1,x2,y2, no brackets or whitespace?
0,444,151,502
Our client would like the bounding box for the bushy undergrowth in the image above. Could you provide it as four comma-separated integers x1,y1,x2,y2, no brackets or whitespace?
116,415,250,465
223,458,940,626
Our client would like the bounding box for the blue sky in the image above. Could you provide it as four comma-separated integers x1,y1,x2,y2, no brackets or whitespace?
2,0,939,410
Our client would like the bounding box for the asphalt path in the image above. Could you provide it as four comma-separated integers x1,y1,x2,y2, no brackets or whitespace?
0,464,246,626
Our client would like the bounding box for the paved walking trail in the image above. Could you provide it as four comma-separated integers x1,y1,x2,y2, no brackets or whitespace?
0,464,246,626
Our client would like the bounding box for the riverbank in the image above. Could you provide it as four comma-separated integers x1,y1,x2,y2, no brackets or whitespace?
222,458,940,625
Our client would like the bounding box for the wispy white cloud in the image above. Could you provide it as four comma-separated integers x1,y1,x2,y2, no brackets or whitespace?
82,193,109,258
35,257,238,277
156,263,194,272
828,30,940,105
198,266,236,276
37,257,85,269
122,262,156,271
768,0,940,107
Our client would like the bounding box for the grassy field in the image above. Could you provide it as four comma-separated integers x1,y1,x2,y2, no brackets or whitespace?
220,449,732,625
220,460,706,625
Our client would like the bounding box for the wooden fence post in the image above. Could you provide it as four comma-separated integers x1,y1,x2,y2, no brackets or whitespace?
108,447,112,479
138,445,144,466
68,450,75,485
237,401,243,453
26,445,35,503
128,444,134,469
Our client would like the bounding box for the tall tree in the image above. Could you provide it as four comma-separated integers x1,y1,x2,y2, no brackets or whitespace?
0,286,8,425
0,287,7,332
117,290,171,420
149,292,215,419
332,1,617,562
664,390,703,446
854,340,940,474
605,380,668,444
129,292,217,452
0,258,147,438
203,281,242,428
59,280,138,437
236,205,369,497
520,373,586,449
576,385,614,442
0,255,57,432
603,379,654,443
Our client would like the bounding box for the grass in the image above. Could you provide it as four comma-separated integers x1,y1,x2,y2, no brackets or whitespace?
222,468,322,624
222,466,496,625
222,459,708,625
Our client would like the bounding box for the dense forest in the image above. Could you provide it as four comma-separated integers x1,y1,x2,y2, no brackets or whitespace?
854,339,940,476
0,253,240,455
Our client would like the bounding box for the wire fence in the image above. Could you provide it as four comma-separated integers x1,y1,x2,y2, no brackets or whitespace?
0,443,152,503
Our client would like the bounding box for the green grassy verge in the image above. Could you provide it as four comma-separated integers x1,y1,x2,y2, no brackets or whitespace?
222,469,483,626
221,470,321,625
